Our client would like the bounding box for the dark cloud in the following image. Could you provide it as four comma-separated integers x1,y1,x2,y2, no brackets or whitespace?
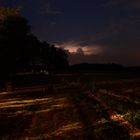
101,0,140,9
66,44,140,66
40,0,62,15
1,0,140,66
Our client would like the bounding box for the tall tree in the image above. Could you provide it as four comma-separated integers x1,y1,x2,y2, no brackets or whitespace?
0,7,69,85
0,7,30,73
39,42,68,74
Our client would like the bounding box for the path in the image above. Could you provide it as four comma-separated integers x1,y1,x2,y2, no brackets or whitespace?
0,85,137,140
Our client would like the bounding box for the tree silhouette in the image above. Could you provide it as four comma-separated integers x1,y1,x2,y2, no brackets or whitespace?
39,42,68,74
0,7,68,85
0,8,31,77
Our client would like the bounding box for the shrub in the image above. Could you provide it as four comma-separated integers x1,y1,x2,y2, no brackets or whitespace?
94,120,130,140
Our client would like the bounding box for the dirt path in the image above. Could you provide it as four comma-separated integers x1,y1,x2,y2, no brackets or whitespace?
0,85,138,140
0,86,101,140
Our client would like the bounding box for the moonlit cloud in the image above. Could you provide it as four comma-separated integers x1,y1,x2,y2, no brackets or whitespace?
56,41,102,55
55,40,140,66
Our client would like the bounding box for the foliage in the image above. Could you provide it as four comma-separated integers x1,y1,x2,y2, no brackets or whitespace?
0,7,21,22
94,120,130,140
0,7,68,84
125,111,140,129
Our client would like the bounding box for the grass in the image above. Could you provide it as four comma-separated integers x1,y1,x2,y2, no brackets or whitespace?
0,72,140,139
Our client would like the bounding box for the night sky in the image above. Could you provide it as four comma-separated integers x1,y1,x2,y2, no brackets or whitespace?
1,0,140,66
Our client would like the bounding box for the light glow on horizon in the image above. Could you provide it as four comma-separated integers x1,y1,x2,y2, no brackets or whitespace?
55,41,102,55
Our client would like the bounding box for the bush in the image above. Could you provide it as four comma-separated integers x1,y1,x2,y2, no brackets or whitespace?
94,120,130,140
125,111,140,129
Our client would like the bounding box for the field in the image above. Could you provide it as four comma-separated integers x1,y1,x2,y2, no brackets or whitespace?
0,72,140,140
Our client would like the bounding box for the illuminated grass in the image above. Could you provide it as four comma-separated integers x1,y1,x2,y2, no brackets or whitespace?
0,73,140,139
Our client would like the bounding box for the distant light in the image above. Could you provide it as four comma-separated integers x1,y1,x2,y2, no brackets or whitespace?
55,41,102,55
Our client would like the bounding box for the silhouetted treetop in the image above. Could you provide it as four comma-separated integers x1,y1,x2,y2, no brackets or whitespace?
0,7,21,21
0,7,68,83
0,7,30,38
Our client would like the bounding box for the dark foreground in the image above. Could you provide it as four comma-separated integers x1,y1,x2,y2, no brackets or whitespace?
0,73,140,140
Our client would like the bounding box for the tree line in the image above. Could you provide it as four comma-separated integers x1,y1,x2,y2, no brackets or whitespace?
0,7,68,84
